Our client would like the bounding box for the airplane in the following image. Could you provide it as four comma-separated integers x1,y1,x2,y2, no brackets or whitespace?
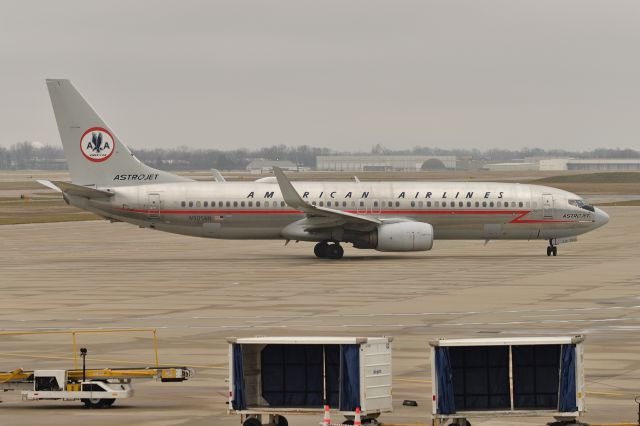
40,79,609,259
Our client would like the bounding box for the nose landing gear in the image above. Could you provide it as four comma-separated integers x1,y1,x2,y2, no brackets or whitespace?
314,241,344,259
547,240,558,256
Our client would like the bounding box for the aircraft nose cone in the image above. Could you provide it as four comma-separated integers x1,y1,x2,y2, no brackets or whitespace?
594,207,609,228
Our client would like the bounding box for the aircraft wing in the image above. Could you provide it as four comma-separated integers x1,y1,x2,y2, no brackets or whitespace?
272,167,380,228
37,180,114,198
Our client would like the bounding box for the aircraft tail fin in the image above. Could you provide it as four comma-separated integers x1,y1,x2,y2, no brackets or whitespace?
46,79,192,187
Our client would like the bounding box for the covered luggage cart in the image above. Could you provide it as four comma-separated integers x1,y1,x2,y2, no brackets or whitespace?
227,336,393,426
429,336,585,426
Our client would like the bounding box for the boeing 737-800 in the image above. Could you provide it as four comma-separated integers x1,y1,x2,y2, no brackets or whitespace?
40,79,609,259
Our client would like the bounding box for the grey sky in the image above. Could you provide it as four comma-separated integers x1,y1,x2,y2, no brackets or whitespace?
1,0,639,151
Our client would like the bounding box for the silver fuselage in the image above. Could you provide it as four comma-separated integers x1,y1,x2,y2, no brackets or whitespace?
68,180,609,243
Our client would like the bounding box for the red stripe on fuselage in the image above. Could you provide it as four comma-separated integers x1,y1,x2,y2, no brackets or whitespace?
113,207,574,223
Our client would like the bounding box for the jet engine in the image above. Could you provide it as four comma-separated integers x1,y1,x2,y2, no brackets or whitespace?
349,222,434,252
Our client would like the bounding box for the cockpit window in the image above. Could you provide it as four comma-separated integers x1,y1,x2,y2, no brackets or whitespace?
569,199,595,212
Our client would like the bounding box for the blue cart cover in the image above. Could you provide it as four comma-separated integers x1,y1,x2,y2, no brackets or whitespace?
339,344,361,411
559,344,577,412
232,344,247,410
435,347,456,414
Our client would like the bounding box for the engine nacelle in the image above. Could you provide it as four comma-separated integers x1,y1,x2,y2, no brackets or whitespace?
349,222,434,252
375,222,434,252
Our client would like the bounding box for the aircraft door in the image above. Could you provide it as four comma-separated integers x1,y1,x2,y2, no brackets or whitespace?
147,193,161,219
542,194,553,219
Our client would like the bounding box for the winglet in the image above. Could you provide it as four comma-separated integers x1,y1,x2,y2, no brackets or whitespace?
272,167,307,209
211,169,226,182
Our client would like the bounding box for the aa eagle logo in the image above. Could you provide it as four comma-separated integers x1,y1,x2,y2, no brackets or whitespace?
80,127,115,162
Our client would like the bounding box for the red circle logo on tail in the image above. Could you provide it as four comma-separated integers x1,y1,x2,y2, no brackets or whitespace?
80,127,115,162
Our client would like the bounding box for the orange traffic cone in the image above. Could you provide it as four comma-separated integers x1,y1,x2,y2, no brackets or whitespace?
354,406,362,426
322,404,331,425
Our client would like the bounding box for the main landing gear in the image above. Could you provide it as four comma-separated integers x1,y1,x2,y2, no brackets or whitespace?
314,241,344,259
547,239,558,257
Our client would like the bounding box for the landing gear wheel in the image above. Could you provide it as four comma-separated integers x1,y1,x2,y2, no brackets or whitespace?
327,244,344,259
547,246,552,256
275,415,288,426
552,246,558,256
242,417,262,426
314,241,329,258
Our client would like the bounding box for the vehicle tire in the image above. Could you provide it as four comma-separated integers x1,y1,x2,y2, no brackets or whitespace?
314,242,328,258
547,246,551,256
82,398,107,408
242,417,262,426
275,415,288,426
342,420,354,425
103,398,116,407
552,246,558,256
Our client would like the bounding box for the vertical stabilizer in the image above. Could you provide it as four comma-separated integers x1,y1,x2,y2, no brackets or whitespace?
46,79,192,187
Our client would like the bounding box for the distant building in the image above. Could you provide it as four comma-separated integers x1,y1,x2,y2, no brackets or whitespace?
484,162,539,171
246,159,299,174
538,158,571,171
536,158,640,171
315,155,456,171
566,159,640,171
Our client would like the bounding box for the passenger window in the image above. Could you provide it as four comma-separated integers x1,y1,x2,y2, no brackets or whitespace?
343,201,347,207
427,201,432,207
248,201,253,207
459,201,463,207
189,201,193,207
312,201,317,206
519,202,524,207
327,201,332,207
490,201,494,207
256,201,261,207
442,201,446,207
475,201,480,207
411,201,415,207
204,201,208,207
233,201,238,207
359,201,364,207
241,201,245,207
225,201,230,207
319,201,324,207
435,201,440,207
497,201,501,207
418,201,423,207
395,201,400,207
482,201,487,207
467,201,471,207
525,202,530,208
181,201,186,207
281,201,285,207
196,201,201,207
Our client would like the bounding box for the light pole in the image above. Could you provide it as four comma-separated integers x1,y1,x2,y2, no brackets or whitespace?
80,348,87,382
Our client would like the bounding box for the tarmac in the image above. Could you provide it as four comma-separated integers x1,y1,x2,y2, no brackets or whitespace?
0,206,638,426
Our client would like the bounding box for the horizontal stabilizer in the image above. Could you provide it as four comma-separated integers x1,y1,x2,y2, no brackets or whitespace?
37,180,114,198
